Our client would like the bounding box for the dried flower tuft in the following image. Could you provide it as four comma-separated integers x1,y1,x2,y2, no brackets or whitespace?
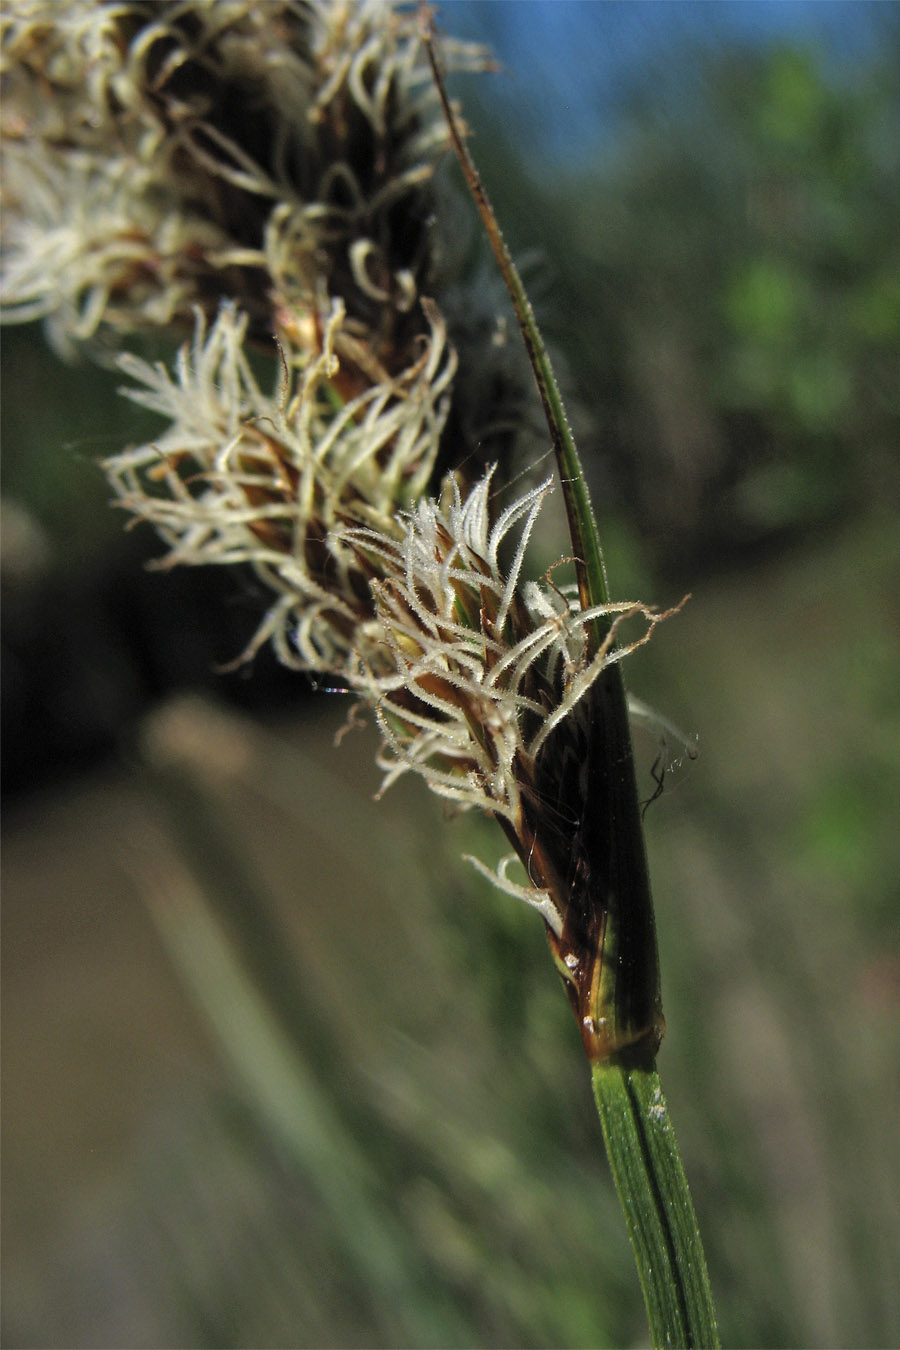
0,0,488,361
106,295,456,669
2,1,681,1039
340,472,671,825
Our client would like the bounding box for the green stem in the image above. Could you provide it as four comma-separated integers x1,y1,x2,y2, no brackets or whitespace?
592,1063,720,1348
422,13,608,632
424,14,719,1344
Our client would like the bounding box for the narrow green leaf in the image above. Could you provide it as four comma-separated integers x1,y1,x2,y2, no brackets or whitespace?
424,15,720,1346
421,11,609,642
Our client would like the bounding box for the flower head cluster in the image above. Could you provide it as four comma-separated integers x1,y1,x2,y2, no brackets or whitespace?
339,471,676,934
2,0,677,963
0,0,488,359
107,296,456,669
107,298,668,827
342,473,662,811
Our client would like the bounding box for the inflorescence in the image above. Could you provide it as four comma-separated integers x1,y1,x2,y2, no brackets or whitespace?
1,0,676,949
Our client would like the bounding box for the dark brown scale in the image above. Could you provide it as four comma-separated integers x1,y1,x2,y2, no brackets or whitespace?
519,674,665,1065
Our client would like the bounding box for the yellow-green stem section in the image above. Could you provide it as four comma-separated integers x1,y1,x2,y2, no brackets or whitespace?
592,1063,719,1348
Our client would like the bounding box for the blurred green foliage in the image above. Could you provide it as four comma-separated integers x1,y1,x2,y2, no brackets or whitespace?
4,19,900,1350
460,31,899,573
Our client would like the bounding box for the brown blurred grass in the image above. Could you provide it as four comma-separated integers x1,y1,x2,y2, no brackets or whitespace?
3,506,899,1348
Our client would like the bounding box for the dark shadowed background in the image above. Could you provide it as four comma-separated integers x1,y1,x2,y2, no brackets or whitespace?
3,3,899,1346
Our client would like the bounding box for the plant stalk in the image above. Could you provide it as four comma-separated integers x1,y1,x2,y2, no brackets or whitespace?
424,13,720,1343
421,8,608,633
592,1063,720,1348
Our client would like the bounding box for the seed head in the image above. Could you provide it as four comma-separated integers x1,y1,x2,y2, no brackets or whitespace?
2,1,680,995
106,295,456,669
0,0,489,357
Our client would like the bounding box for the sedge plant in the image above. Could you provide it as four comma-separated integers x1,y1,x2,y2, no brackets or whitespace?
1,2,718,1343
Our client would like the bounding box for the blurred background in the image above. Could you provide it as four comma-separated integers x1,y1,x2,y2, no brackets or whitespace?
3,2,899,1346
